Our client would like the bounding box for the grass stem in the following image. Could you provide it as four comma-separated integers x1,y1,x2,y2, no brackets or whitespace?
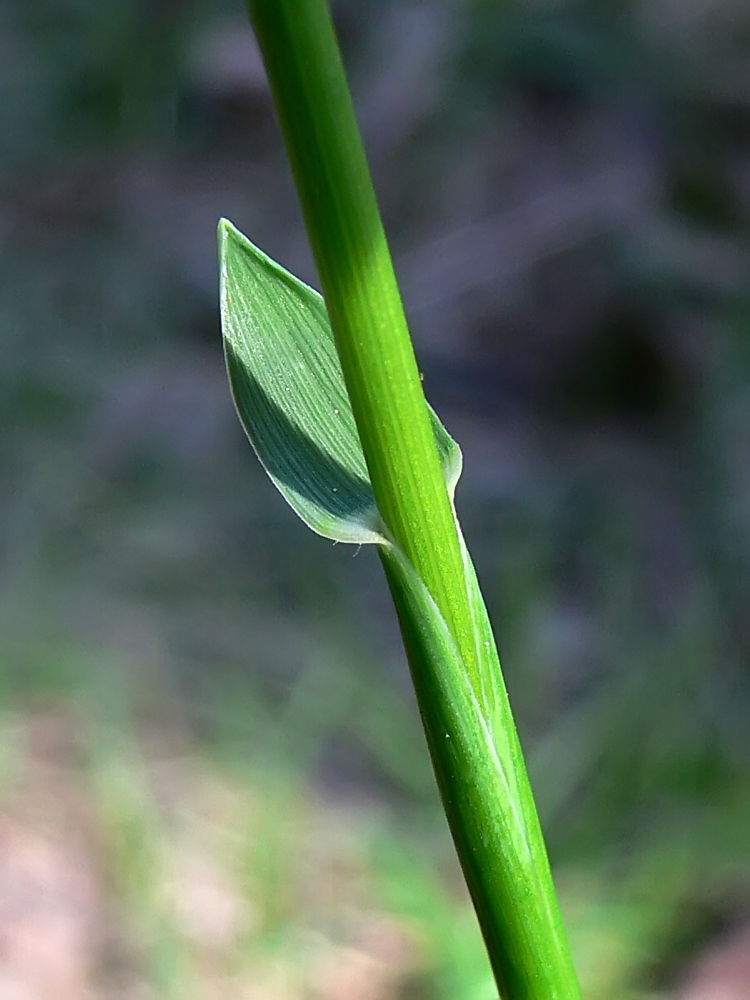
244,2,582,996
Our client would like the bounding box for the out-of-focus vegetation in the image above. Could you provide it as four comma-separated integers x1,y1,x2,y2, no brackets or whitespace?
1,0,750,997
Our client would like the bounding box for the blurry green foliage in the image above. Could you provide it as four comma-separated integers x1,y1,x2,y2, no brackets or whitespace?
1,0,750,996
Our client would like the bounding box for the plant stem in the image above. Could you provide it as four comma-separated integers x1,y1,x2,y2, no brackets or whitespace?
244,2,582,997
245,0,475,671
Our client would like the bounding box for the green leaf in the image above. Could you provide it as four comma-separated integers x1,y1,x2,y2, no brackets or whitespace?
219,218,462,544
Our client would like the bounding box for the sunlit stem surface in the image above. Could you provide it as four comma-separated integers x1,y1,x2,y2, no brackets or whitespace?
244,1,582,996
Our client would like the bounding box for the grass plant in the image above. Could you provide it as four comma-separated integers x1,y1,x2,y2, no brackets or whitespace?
219,1,583,996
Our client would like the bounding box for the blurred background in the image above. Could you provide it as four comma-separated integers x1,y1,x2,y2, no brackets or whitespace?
1,0,750,997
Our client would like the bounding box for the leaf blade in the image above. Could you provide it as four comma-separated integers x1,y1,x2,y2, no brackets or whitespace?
219,218,461,543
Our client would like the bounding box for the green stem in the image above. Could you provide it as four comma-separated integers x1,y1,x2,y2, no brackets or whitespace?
245,2,582,997
245,0,475,671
